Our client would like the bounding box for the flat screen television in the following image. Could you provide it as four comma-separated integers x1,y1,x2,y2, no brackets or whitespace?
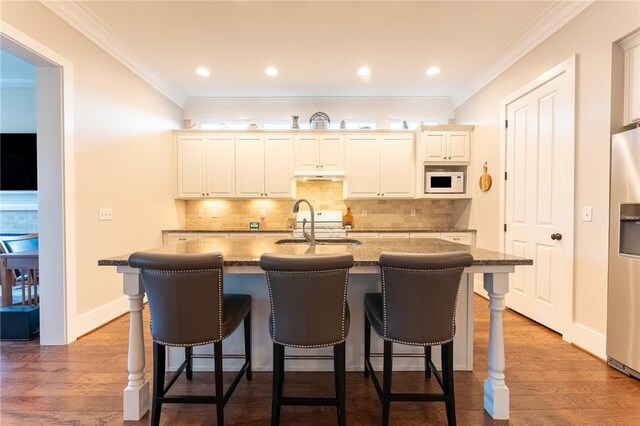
0,133,38,191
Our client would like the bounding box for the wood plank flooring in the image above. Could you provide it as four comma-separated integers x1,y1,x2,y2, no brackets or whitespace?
1,295,639,425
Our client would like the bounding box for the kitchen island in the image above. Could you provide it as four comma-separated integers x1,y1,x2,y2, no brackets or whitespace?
99,236,531,421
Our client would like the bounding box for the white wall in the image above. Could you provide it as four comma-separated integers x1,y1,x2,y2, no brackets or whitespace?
1,2,185,334
455,0,640,356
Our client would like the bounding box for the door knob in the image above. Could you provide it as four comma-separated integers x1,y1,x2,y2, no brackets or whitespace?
551,233,563,241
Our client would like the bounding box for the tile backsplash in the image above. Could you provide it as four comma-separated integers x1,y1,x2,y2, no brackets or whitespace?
185,181,454,230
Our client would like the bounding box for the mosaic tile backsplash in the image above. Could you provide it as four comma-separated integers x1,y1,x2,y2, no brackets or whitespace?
185,181,454,230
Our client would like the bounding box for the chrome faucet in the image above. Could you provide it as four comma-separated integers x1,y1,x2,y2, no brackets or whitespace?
292,199,316,246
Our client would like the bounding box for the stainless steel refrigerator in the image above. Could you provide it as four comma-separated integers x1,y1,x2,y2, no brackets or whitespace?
607,127,640,379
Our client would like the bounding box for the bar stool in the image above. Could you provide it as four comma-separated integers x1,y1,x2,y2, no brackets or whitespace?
128,252,252,426
260,253,354,426
364,251,473,426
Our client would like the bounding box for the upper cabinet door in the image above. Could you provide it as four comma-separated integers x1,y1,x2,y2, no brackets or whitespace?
206,135,235,197
423,132,448,161
448,132,470,162
622,33,640,125
380,136,415,198
235,135,265,198
264,135,294,198
176,136,206,198
346,136,380,198
319,135,344,170
294,135,320,170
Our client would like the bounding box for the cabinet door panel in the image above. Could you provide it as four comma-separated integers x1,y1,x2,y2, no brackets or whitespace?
235,136,265,198
206,136,235,197
294,135,319,170
177,136,205,198
265,136,294,198
346,137,380,198
380,137,415,198
319,136,344,170
423,132,447,162
448,132,470,161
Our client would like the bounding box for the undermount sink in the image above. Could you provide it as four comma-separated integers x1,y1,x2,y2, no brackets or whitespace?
275,238,362,246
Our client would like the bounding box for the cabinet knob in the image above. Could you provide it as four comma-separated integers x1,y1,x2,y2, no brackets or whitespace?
261,193,264,196
377,193,380,196
316,165,319,168
265,193,268,196
201,193,205,196
448,156,451,159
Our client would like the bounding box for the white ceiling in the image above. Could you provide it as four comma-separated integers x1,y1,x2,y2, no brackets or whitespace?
42,1,593,107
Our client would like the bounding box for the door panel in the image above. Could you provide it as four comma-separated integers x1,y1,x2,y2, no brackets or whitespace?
505,73,568,333
235,136,264,198
294,136,319,170
177,136,205,198
320,136,344,170
206,136,235,197
265,136,293,198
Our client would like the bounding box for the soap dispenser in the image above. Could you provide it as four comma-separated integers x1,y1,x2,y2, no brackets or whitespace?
343,207,353,229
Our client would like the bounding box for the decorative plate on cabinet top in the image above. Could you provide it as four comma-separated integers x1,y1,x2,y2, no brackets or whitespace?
309,111,330,129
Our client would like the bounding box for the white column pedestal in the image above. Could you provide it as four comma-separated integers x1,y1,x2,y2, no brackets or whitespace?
483,272,510,420
120,267,149,421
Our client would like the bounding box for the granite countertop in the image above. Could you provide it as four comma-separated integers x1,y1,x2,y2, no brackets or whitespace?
99,236,530,267
162,228,476,233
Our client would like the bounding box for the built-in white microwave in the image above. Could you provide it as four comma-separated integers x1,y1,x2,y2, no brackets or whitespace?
425,171,465,193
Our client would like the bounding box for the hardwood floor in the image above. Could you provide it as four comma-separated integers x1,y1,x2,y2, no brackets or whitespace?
1,295,639,425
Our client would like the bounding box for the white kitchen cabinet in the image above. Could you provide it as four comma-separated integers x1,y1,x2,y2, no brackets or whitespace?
235,135,294,198
347,232,379,239
164,232,199,245
440,232,474,245
377,232,410,238
345,134,414,199
621,32,640,125
422,131,470,163
294,135,344,171
176,135,235,199
409,232,441,239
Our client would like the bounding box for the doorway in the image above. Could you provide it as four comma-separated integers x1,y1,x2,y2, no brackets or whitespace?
500,56,576,338
1,22,77,344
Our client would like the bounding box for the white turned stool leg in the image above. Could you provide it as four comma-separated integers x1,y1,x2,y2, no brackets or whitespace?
121,268,149,421
483,272,510,420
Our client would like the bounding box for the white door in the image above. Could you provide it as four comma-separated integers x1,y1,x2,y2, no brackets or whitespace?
264,135,294,198
504,68,572,334
177,136,206,198
206,136,235,198
235,136,265,198
379,136,414,198
319,136,344,170
346,136,380,198
294,135,319,170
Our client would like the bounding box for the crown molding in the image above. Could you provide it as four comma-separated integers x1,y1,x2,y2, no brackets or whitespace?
452,0,594,108
40,0,187,108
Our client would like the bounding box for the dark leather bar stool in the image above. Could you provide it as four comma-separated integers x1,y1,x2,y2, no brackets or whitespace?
364,251,473,426
128,252,251,426
260,253,354,426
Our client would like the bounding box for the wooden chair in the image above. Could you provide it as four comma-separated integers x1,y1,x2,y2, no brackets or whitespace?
0,234,39,306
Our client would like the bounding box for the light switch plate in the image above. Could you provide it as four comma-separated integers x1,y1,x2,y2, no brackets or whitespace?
582,206,592,222
99,208,113,221
210,208,217,218
410,209,416,217
361,210,367,217
197,210,204,218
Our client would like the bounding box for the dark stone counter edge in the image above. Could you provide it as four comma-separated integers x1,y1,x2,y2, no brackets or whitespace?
99,258,532,267
163,228,477,234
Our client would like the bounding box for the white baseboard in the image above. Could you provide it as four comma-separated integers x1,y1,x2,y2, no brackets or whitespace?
570,322,606,360
74,296,129,338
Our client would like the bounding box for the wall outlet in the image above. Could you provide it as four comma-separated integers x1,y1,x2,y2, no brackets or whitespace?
410,209,416,217
197,210,204,218
210,208,217,218
361,210,367,217
98,208,113,221
582,206,593,222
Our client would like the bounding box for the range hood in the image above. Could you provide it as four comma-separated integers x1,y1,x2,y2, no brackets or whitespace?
293,170,345,180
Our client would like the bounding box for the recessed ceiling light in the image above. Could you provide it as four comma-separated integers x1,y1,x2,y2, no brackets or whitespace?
426,66,441,76
196,67,210,77
358,66,371,77
265,67,279,76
